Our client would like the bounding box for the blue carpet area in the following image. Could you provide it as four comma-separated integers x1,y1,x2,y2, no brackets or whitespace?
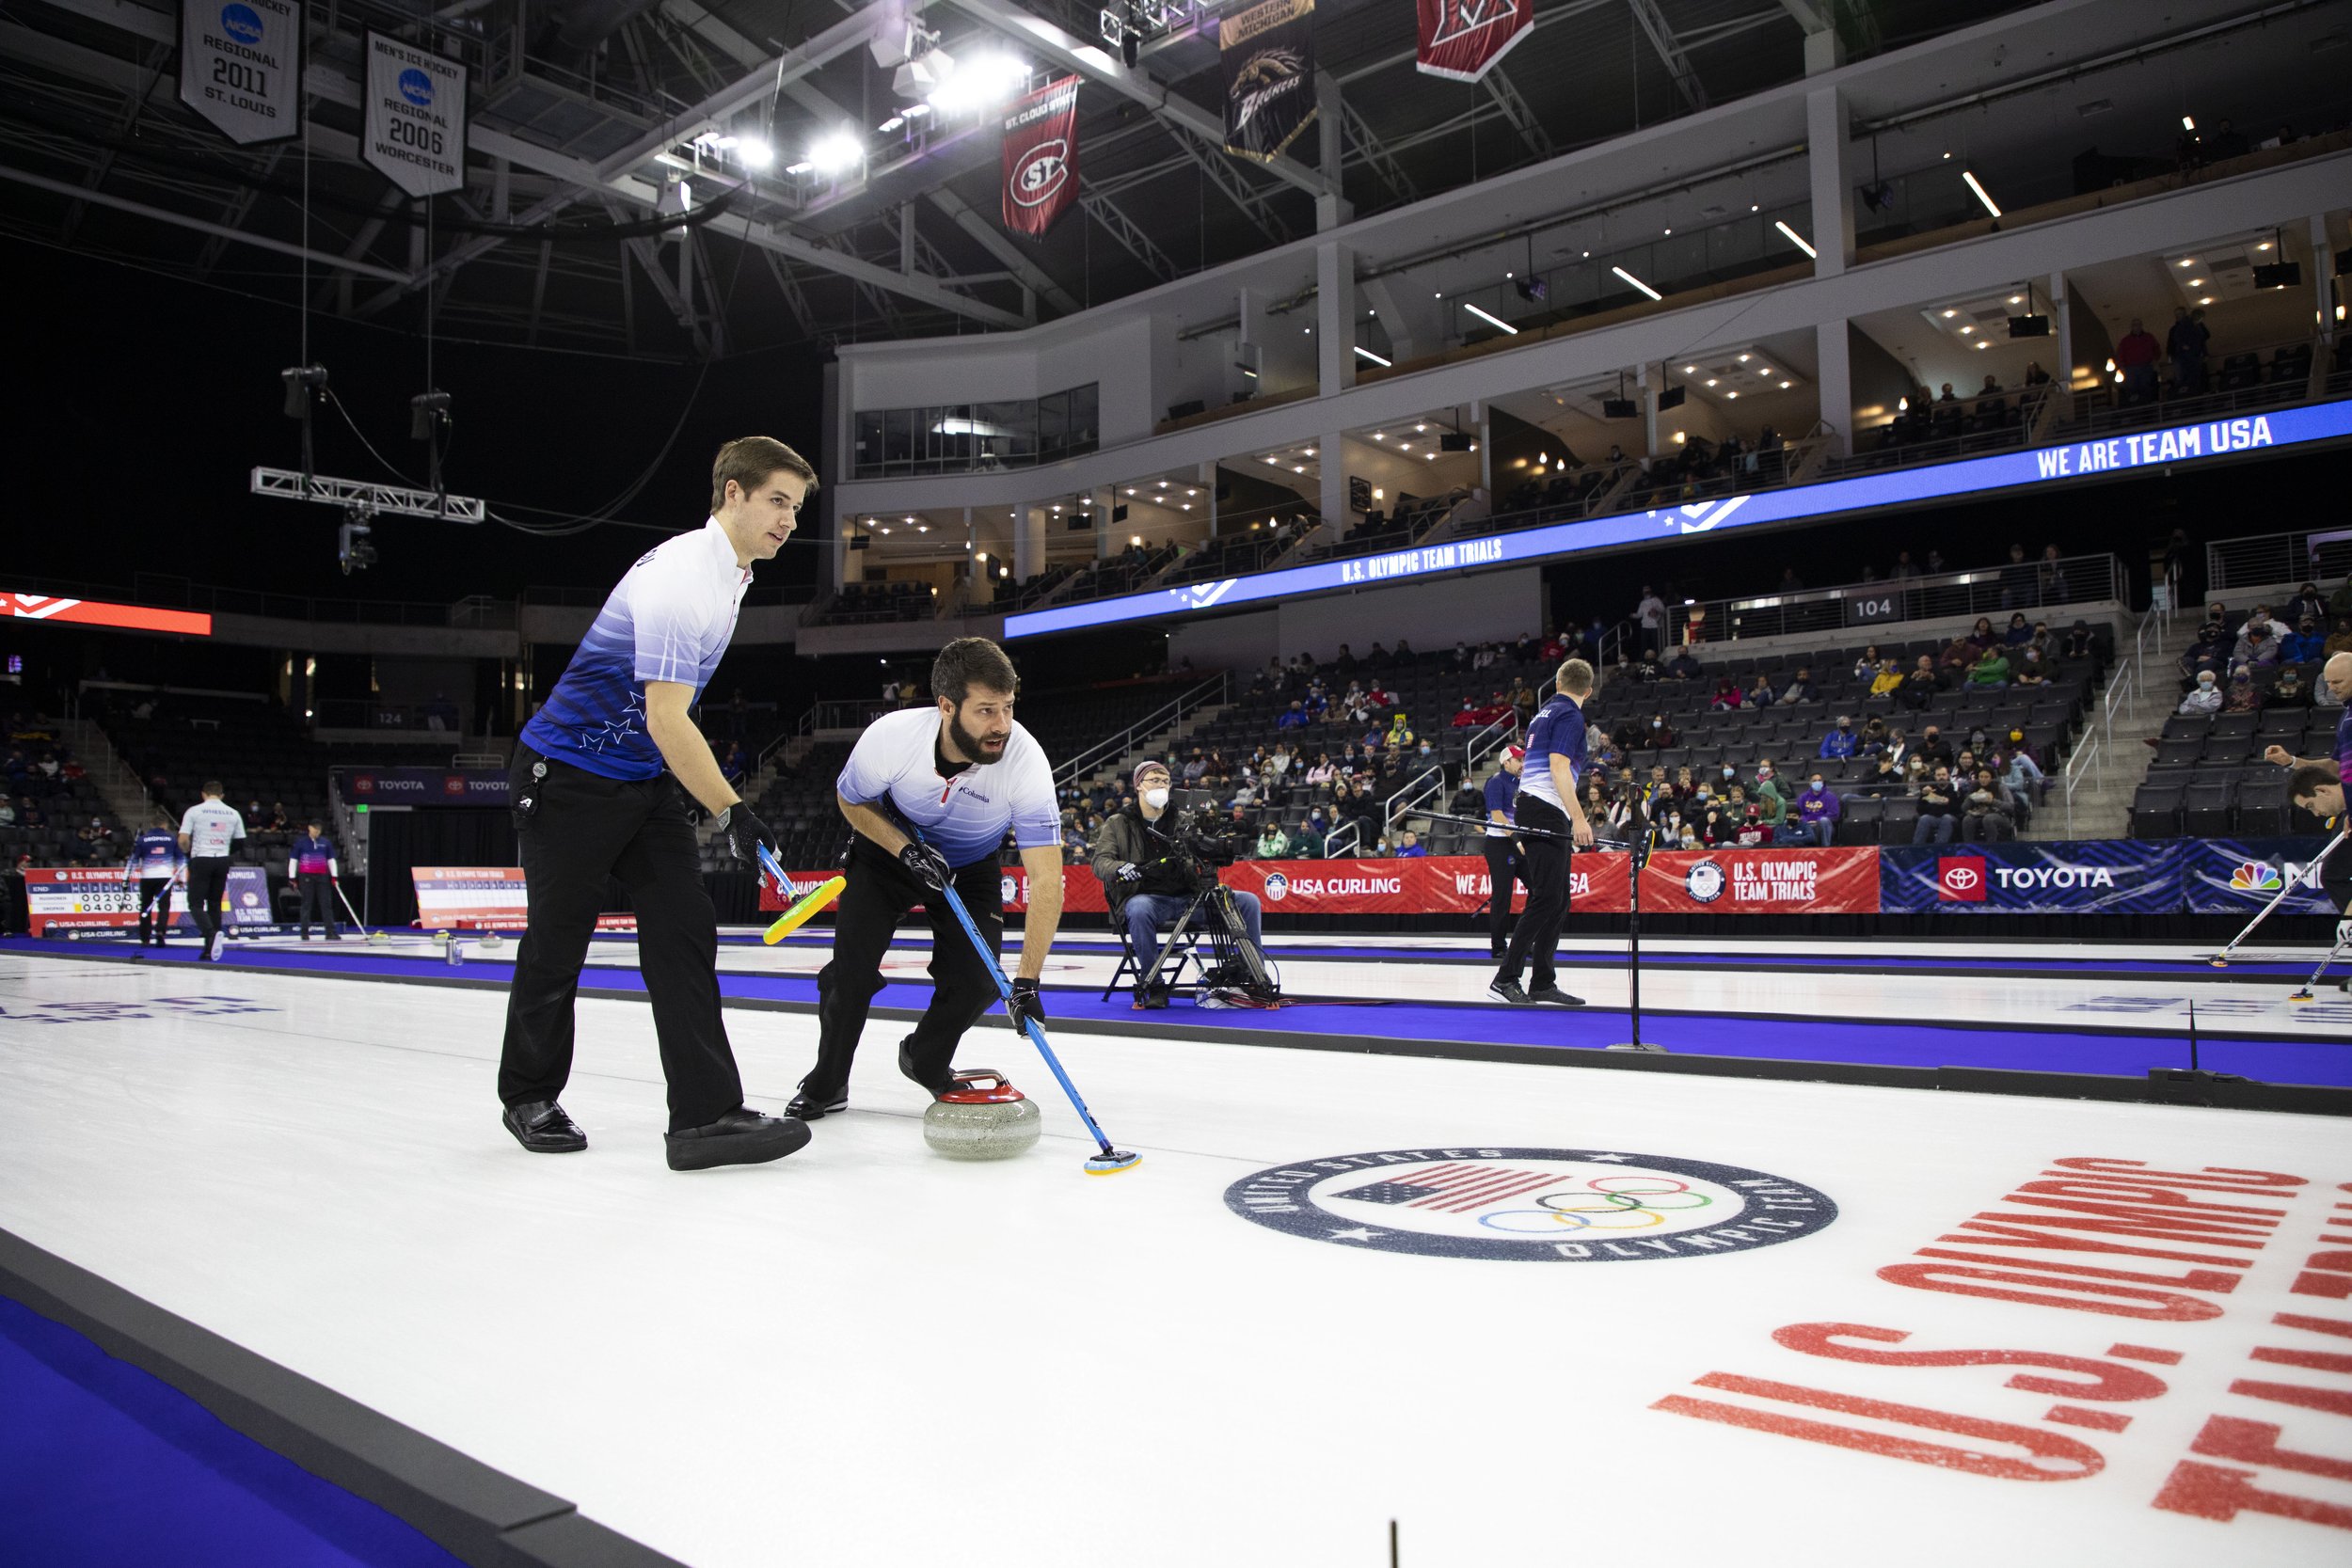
9,936,2346,1086
0,1295,466,1568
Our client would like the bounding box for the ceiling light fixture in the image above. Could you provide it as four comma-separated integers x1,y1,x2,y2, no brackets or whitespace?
1462,302,1519,335
1772,219,1817,259
1354,346,1391,367
1961,169,2002,218
1612,265,1662,301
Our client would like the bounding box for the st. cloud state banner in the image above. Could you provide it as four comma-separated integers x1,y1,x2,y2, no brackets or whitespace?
1002,76,1080,237
1415,0,1533,84
1220,0,1318,164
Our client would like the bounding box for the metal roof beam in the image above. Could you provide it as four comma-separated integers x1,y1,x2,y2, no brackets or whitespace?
0,157,408,281
1483,66,1553,163
1078,187,1179,283
1627,0,1708,112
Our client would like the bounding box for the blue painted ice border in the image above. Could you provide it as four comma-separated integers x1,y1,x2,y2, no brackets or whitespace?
1005,400,2352,641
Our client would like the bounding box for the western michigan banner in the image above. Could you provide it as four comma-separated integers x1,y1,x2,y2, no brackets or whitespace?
1414,0,1533,84
1220,0,1317,164
362,32,468,198
1002,76,1080,238
178,0,303,145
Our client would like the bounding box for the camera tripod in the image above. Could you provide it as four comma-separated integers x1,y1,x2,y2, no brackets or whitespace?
1134,876,1279,1004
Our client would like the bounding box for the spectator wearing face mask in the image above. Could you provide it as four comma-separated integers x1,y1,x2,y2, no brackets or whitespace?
1915,726,1953,771
2233,622,2282,669
1254,820,1291,861
2272,668,2313,709
2001,733,2047,804
1786,773,1841,846
2223,666,2266,714
2012,648,2049,689
1818,715,1857,759
1869,661,1905,700
2284,617,2326,663
2179,671,2224,716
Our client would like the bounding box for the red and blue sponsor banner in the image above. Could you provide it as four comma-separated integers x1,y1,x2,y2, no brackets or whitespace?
335,768,509,805
1880,840,2181,914
2179,835,2338,915
1640,847,1879,914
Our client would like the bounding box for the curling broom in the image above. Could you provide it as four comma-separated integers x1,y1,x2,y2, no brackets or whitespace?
755,845,845,944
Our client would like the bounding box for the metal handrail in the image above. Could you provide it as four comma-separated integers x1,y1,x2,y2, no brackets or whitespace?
2061,732,2103,839
1323,817,1362,860
1384,763,1448,842
1053,673,1230,786
2204,524,2352,596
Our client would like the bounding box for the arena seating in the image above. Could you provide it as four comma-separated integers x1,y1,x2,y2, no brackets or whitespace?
3,710,126,869
2128,681,2332,840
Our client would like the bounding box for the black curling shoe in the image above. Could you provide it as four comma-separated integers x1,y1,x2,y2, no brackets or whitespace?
503,1100,588,1153
787,1085,848,1119
1488,979,1534,1005
664,1108,811,1171
1529,986,1586,1007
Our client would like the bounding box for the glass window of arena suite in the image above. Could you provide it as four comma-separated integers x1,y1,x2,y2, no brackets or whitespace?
853,384,1099,479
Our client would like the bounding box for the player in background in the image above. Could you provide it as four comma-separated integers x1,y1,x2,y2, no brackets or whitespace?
177,782,246,962
123,811,181,948
787,638,1064,1119
293,820,342,941
1490,659,1594,1007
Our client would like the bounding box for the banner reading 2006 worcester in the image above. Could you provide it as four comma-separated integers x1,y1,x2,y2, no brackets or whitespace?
362,31,469,198
1220,0,1318,163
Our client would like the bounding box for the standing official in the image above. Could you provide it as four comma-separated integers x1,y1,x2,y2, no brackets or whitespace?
499,436,814,1172
177,782,245,962
1490,659,1595,1006
293,820,341,941
788,638,1064,1118
124,811,181,948
1483,745,1526,961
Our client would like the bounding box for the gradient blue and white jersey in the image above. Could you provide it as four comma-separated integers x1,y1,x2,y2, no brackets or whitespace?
1518,694,1586,811
837,706,1059,869
126,829,180,878
521,518,751,781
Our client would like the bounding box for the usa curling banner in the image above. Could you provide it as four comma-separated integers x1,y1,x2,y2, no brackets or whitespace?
1221,0,1317,164
986,855,1638,916
1879,841,2181,914
1640,847,1880,915
2180,835,2338,916
1415,0,1533,84
1002,76,1079,237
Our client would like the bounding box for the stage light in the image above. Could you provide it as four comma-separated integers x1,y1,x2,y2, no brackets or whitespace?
808,131,864,176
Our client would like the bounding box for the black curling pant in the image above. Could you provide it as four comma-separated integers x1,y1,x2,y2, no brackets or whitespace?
136,877,174,945
1482,839,1523,957
185,858,230,943
497,746,743,1132
1496,795,1571,990
296,872,340,938
804,838,1006,1100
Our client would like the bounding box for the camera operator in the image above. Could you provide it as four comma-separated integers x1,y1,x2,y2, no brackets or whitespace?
1091,759,1264,1008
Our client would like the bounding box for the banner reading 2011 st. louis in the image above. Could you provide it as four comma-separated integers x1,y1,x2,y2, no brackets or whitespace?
1221,0,1317,164
179,0,303,144
1002,76,1080,238
1414,0,1533,84
362,32,468,198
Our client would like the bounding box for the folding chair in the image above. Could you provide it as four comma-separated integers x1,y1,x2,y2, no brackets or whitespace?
1101,907,1209,1002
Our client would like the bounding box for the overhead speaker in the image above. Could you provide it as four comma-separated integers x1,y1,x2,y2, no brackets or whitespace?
1657,385,1686,410
1438,432,1471,451
2007,314,2051,338
2253,261,2302,289
1601,397,1639,420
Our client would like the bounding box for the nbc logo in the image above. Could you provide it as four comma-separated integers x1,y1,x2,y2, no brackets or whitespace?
2228,861,2281,892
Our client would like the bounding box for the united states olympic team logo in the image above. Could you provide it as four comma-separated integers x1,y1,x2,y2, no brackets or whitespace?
1261,871,1290,902
1683,858,1726,903
1225,1148,1836,1261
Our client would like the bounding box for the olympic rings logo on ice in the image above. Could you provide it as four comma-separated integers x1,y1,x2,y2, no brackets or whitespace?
1224,1148,1837,1261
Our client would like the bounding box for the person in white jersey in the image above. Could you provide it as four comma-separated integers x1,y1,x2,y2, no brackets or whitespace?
177,781,245,961
787,638,1064,1119
499,436,812,1173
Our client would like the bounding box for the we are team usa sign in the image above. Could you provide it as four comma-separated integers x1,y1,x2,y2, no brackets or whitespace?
1004,400,2352,640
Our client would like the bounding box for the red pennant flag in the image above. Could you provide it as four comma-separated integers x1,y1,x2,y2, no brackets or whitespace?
1002,76,1080,237
1415,0,1534,84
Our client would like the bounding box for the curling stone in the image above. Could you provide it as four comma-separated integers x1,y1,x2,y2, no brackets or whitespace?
922,1069,1041,1161
430,929,453,945
478,930,504,949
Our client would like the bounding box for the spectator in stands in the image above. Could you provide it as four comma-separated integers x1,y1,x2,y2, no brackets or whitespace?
17,796,44,830
2233,622,2282,669
2059,620,2097,660
2273,667,2312,709
1935,634,1978,686
0,798,11,828
1663,646,1701,681
2223,667,2266,714
1998,546,2038,610
2283,616,2326,664
2287,582,2328,626
2168,307,2211,397
1304,752,1336,787
1296,808,1330,859
1858,717,1891,753
1937,383,1959,404
1780,666,1817,705
1333,643,1358,673
2328,618,2352,659
1963,769,2018,843
1786,772,1841,846
2002,612,2034,647
1851,644,1883,680
1864,660,1900,702
1635,587,1667,655
1916,725,1953,771
719,741,748,787
2024,362,2052,388
2011,648,2049,689
2001,733,2048,804
1183,749,1209,785
1364,641,1391,669
1912,767,1961,844
2180,624,2230,685
2179,670,2224,716
1710,676,1743,711
1744,673,1778,709
1393,830,1428,859
1385,712,1416,751
2116,317,2162,402
1857,754,1907,798
1749,775,1788,836
1967,645,2011,690
1254,820,1291,860
1277,700,1310,731
1819,716,1858,758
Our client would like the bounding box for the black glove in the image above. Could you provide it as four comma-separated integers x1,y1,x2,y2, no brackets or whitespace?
720,802,778,866
1008,976,1046,1033
898,838,951,892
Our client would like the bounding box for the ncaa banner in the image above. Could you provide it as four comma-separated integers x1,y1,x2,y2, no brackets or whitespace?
1002,76,1080,238
363,32,468,198
1414,0,1533,84
1880,841,2182,914
2180,835,2338,916
1221,0,1318,164
179,0,302,144
1640,847,1880,916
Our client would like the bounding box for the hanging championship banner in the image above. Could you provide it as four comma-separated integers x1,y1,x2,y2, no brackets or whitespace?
362,32,468,198
1220,0,1317,164
1414,0,1533,84
178,0,303,145
1002,76,1080,238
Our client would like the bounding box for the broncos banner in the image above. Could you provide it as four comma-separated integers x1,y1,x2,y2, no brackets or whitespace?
1415,0,1533,83
1640,847,1880,915
1001,76,1079,237
1880,840,2181,914
2180,835,2339,916
1221,0,1317,164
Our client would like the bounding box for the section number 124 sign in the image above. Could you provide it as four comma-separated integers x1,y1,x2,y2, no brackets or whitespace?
363,32,469,198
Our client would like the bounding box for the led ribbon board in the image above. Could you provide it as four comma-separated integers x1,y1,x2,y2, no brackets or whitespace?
3,593,212,636
1004,401,2352,641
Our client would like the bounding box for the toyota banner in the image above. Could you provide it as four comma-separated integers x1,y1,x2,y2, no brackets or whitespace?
1879,841,2181,914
